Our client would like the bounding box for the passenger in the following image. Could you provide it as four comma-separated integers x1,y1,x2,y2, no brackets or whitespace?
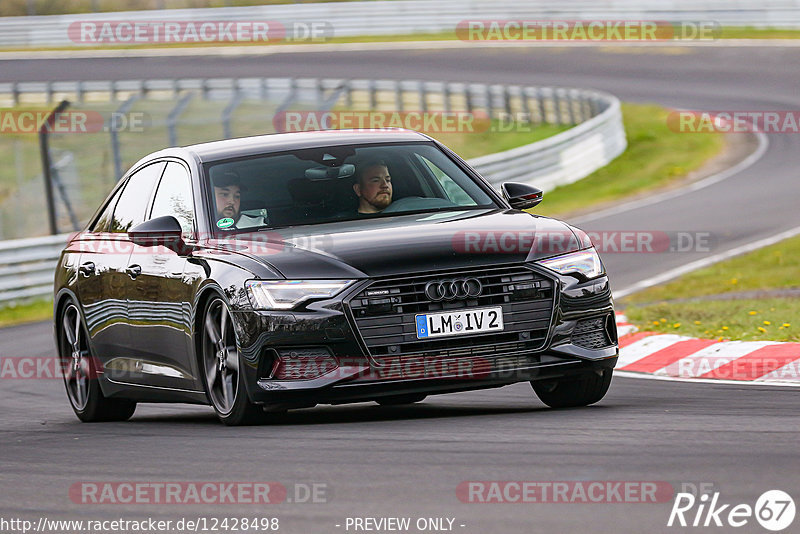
353,160,393,214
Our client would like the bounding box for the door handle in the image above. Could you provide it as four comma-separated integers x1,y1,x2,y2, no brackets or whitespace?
126,264,142,279
79,262,95,276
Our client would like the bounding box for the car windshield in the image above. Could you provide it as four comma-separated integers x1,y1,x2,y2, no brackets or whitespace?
204,142,497,233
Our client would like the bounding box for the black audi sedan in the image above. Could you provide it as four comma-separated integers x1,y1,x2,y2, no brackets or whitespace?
54,129,617,425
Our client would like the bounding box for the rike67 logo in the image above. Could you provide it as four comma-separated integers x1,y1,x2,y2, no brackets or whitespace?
668,490,795,531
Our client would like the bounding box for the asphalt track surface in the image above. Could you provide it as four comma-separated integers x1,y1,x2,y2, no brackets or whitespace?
1,45,799,533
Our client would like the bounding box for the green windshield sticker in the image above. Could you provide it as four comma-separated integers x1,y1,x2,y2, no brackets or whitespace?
216,218,235,229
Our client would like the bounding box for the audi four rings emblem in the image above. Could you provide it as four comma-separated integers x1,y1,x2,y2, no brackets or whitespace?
424,278,483,301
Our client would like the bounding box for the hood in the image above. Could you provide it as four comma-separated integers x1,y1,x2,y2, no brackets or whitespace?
217,209,583,279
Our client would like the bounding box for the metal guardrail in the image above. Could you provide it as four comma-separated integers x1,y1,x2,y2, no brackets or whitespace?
0,77,625,305
470,88,625,191
0,233,69,303
2,0,800,47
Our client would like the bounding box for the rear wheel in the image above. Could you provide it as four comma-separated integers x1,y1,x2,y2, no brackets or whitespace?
201,296,266,426
58,302,136,422
375,394,427,406
531,369,612,408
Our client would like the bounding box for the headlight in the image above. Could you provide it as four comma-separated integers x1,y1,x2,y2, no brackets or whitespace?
246,280,355,310
536,248,604,279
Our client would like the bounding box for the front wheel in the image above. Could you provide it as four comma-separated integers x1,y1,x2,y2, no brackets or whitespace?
201,296,266,426
57,302,136,422
531,369,612,408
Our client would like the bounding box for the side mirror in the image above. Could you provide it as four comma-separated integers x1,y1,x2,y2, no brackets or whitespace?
129,215,188,253
501,182,543,210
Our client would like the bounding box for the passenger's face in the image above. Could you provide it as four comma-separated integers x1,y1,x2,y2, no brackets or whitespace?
354,165,392,212
214,185,241,219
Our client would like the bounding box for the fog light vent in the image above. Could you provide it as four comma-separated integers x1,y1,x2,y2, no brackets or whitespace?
271,347,338,380
572,316,613,349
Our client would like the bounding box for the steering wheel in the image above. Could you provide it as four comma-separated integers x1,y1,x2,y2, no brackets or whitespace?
381,196,457,213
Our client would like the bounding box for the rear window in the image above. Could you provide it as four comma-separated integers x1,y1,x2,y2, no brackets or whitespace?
204,142,496,232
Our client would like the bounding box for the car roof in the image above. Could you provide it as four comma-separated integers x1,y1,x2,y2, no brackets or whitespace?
179,129,433,163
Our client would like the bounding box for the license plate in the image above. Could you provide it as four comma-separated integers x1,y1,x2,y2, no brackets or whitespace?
415,306,503,339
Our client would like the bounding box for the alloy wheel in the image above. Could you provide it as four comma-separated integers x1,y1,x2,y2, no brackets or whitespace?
60,304,92,410
202,298,241,415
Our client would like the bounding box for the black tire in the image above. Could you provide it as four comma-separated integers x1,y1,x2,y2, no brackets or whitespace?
375,394,427,406
531,369,613,408
200,295,267,426
57,302,136,422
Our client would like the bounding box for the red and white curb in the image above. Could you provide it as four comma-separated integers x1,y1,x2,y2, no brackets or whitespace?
614,314,800,386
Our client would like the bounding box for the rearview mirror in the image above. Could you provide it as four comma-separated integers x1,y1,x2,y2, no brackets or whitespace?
501,182,543,210
129,216,189,254
304,163,356,181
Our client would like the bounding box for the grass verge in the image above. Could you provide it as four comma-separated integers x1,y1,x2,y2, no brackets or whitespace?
4,27,800,53
620,235,800,342
717,27,800,40
0,298,53,328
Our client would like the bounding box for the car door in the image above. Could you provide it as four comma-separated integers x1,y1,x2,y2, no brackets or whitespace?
75,161,166,383
125,161,200,390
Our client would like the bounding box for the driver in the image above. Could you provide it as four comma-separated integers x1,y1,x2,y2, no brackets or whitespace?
353,159,393,214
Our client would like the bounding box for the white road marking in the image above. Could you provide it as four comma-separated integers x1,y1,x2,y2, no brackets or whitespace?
574,130,769,226
615,222,800,298
615,370,800,387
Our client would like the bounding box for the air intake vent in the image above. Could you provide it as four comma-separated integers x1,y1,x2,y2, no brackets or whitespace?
572,316,614,349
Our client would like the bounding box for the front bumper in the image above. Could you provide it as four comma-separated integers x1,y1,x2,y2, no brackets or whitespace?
233,269,617,407
252,354,617,407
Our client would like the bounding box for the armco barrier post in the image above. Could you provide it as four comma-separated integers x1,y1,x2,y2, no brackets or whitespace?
369,79,377,109
222,91,243,140
111,94,140,180
39,99,70,236
394,81,403,112
167,92,194,147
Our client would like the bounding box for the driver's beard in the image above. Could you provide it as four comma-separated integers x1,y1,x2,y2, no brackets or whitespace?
368,193,391,210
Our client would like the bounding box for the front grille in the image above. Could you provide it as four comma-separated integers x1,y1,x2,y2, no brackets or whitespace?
348,265,555,359
572,316,614,349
